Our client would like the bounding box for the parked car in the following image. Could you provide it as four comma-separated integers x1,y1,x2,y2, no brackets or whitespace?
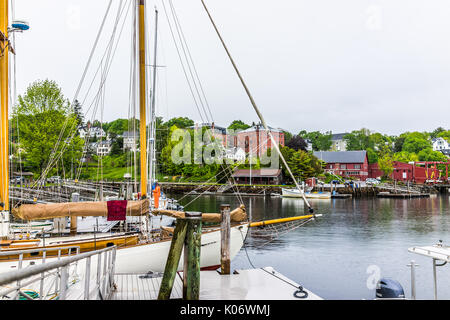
10,176,25,183
366,178,380,185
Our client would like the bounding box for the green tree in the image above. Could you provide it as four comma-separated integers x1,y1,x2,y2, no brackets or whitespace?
228,120,250,131
431,127,446,139
279,146,323,183
367,147,378,164
417,149,448,162
299,131,332,151
164,117,194,129
401,132,431,154
286,135,307,151
392,151,419,163
437,130,450,142
12,79,83,176
378,154,394,178
72,99,84,129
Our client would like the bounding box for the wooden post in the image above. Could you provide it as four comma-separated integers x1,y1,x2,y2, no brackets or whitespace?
220,204,231,275
70,193,79,236
183,211,202,300
158,218,188,300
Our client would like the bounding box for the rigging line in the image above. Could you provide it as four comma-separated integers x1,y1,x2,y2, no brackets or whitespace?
167,0,212,124
69,0,128,179
148,7,159,187
73,0,113,103
32,1,128,198
68,1,129,183
168,0,214,123
79,1,131,110
36,1,121,190
199,0,314,212
126,1,137,183
160,0,206,124
47,0,114,177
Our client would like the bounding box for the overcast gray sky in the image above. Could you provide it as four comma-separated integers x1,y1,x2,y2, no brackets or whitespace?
11,0,450,136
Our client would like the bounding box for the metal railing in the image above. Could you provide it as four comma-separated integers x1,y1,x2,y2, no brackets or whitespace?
0,245,116,300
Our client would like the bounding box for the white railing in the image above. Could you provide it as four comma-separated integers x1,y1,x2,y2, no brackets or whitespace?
0,245,116,300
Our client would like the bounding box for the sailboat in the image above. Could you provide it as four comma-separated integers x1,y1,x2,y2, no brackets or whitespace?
0,0,249,274
0,0,320,278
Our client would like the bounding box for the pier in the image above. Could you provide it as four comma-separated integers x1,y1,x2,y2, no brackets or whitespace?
0,205,321,301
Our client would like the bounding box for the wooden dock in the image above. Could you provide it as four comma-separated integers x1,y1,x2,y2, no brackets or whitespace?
111,267,322,300
376,192,430,198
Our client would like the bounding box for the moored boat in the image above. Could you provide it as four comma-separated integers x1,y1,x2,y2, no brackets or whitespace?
281,188,331,199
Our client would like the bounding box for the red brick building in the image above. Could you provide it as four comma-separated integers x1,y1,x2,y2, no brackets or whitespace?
233,123,285,157
313,151,369,180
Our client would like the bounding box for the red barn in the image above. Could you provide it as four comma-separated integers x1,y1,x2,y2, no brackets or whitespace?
313,151,369,181
369,161,441,184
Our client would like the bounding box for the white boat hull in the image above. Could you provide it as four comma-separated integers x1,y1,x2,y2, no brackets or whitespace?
281,188,331,199
115,223,248,273
0,223,249,274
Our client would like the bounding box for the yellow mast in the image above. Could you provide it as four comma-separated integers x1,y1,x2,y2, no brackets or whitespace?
138,0,148,197
0,0,9,212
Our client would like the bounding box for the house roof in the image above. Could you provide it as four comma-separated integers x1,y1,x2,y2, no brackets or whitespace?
231,168,282,178
331,133,349,141
123,131,138,137
238,123,282,134
189,123,227,135
313,151,367,164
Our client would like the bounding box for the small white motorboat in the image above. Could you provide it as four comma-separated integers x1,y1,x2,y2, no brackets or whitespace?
281,188,331,199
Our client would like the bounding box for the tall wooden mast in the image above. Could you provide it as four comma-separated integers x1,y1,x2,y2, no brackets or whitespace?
0,0,9,212
138,0,148,197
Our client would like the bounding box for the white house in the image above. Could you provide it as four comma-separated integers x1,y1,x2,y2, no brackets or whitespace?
305,139,313,152
432,137,449,151
123,131,138,151
79,127,107,139
96,141,112,156
330,133,348,151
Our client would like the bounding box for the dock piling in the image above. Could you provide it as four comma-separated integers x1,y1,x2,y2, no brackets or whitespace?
183,211,202,300
158,211,202,300
220,204,231,275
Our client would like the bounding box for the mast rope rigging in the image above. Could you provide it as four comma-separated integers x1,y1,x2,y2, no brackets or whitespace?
38,0,114,187
14,1,130,206
161,0,211,125
199,0,314,213
167,0,214,123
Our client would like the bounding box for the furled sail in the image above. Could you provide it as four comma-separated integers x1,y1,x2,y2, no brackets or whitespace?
152,204,247,223
12,199,150,221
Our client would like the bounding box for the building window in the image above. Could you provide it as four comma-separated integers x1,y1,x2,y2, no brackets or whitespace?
341,164,346,169
354,164,361,169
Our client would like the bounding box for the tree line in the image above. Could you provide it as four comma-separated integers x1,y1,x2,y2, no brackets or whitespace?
10,79,449,182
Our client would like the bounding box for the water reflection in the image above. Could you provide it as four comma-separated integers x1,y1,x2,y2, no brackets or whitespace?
173,193,450,299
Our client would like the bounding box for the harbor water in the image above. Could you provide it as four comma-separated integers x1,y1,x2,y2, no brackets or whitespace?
173,193,450,300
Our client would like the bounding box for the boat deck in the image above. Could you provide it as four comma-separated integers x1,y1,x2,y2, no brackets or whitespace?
111,267,322,300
